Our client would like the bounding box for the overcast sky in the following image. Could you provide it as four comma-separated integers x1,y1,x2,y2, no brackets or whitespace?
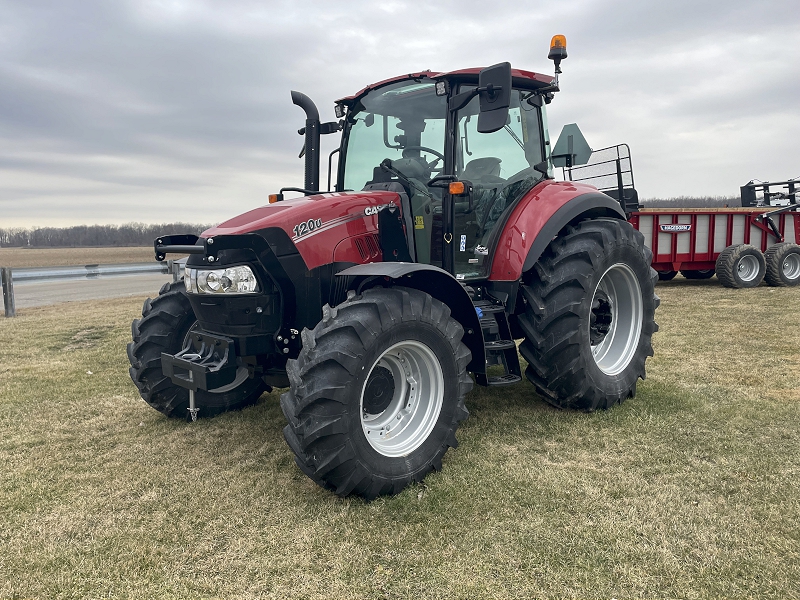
1,0,798,227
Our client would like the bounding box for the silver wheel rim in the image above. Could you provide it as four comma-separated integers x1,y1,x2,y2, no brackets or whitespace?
782,252,800,280
183,323,248,394
737,254,760,282
361,340,444,457
590,263,644,376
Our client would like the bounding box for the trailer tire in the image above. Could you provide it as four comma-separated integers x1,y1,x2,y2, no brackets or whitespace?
280,286,472,500
764,242,800,287
518,218,659,411
681,269,715,280
657,270,678,281
715,244,766,288
127,281,266,418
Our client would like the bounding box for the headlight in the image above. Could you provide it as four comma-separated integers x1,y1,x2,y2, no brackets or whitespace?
184,266,259,294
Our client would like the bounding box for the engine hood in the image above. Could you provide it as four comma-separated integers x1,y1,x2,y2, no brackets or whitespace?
201,190,402,270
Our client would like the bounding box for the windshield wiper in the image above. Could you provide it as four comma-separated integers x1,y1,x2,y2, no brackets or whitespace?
503,124,525,151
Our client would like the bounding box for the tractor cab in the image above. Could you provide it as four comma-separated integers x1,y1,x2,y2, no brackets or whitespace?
334,65,554,280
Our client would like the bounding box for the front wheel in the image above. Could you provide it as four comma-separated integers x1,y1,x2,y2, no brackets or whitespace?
127,281,267,418
280,286,472,499
518,218,659,411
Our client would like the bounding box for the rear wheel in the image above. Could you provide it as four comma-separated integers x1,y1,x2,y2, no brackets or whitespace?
280,286,472,499
518,218,659,411
764,242,800,287
681,269,715,280
657,270,678,281
128,281,266,418
715,244,766,288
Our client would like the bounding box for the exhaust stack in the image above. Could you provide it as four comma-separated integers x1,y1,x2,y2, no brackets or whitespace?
291,91,320,193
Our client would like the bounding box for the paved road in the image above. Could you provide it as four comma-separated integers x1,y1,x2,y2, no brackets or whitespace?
13,273,175,308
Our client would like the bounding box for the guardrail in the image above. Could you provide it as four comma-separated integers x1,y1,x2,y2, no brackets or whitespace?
2,260,184,317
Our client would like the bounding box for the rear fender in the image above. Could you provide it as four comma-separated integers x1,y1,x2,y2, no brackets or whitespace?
489,183,626,281
336,263,485,374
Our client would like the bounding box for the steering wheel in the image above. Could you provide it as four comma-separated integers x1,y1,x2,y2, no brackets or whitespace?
403,145,446,171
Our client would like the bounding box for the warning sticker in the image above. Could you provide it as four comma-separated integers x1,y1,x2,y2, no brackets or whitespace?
415,216,425,230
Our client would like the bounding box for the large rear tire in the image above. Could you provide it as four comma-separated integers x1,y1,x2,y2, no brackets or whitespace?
518,218,659,411
764,242,800,287
127,281,266,418
280,286,472,499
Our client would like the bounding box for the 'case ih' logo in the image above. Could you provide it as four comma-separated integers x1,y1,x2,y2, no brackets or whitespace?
660,224,692,233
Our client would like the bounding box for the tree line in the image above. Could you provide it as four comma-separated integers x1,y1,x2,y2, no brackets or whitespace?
641,196,741,208
0,223,214,248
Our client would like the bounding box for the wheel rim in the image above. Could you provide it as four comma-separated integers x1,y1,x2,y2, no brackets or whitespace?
737,254,760,282
782,252,800,280
590,263,644,376
361,340,444,457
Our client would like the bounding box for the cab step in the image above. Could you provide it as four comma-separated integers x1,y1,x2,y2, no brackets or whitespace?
486,374,523,386
473,296,522,388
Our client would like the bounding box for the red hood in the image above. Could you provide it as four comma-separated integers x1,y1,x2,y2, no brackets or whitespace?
202,190,402,269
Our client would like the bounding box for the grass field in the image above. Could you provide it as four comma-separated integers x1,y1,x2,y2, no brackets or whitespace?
0,247,163,268
1,279,798,599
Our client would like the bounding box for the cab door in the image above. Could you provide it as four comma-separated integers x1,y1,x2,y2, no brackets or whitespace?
448,88,547,280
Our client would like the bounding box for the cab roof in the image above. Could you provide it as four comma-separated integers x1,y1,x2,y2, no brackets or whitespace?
335,67,553,106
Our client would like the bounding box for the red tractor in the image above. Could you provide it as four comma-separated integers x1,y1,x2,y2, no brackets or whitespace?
128,36,659,499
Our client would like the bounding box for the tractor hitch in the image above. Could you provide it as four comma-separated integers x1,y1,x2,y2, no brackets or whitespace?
161,330,239,397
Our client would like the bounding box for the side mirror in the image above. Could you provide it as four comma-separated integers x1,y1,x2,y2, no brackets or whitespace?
477,62,512,134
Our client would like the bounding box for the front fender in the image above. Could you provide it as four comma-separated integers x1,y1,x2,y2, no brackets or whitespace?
336,263,485,374
488,181,626,281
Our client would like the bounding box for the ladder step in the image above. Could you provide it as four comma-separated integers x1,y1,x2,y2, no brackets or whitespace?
473,301,504,314
485,339,515,351
487,374,522,386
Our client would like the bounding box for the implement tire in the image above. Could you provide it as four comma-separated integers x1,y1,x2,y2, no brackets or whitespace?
681,269,715,280
764,242,800,287
657,270,678,281
127,281,266,419
280,286,472,500
715,244,765,288
518,218,659,411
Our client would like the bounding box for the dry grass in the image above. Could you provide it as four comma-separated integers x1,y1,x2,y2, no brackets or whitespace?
0,247,163,268
1,279,798,599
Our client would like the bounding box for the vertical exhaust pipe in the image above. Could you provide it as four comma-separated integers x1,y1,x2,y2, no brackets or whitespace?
291,91,320,192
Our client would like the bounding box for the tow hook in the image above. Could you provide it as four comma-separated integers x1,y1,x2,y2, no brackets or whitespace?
181,353,202,422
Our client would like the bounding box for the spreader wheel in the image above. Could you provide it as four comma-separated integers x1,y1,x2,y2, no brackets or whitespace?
657,270,678,281
518,218,659,411
128,281,266,418
681,269,715,280
764,242,800,287
280,286,472,499
715,244,766,288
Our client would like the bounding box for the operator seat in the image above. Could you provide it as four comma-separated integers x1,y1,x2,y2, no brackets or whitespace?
462,157,505,240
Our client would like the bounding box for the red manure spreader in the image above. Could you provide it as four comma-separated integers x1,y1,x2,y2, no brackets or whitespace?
557,143,800,288
128,37,660,499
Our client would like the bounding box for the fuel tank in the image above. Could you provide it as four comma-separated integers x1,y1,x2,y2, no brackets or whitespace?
201,190,402,270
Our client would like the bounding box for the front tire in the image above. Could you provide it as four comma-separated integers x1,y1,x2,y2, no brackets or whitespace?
127,281,266,418
280,286,472,499
518,218,659,411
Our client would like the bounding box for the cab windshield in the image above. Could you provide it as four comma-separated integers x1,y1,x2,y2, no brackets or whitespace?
342,79,447,264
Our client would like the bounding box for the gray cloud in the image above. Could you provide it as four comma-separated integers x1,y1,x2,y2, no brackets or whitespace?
0,0,798,226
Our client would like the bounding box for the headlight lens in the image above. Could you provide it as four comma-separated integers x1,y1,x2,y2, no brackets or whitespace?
184,266,259,294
